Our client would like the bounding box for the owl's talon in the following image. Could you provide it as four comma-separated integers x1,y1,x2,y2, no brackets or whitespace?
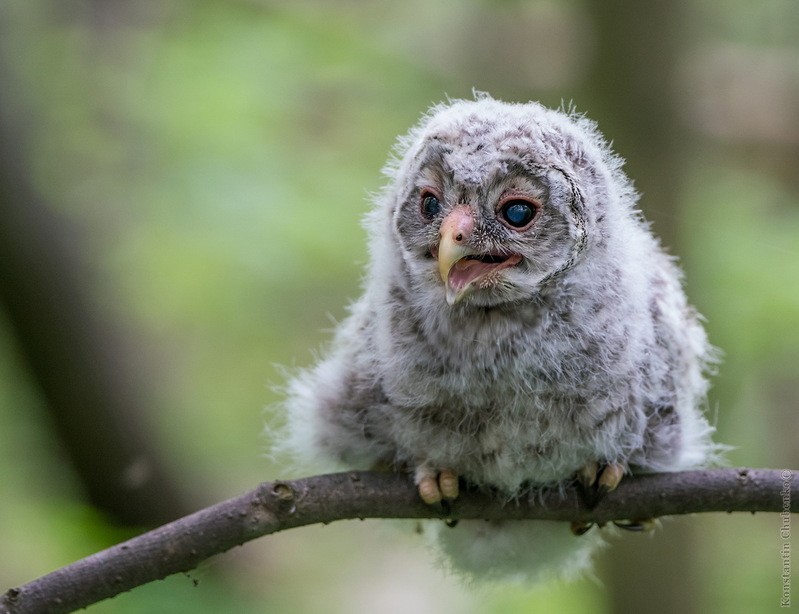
440,498,452,516
597,462,624,493
578,461,599,488
570,520,594,536
613,518,658,532
577,461,625,508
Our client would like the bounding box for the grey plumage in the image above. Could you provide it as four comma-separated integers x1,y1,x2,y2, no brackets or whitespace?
281,95,719,582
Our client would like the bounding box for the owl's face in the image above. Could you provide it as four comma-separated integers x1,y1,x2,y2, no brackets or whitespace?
388,99,600,309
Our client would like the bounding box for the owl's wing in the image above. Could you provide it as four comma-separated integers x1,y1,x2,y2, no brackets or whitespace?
280,301,398,474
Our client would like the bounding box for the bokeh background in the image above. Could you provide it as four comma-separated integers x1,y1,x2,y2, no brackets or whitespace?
1,1,797,612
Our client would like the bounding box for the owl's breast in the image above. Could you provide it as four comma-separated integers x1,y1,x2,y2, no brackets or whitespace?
386,387,602,491
380,302,538,406
372,299,647,490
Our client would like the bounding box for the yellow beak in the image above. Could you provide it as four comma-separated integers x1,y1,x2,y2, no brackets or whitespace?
438,234,473,305
437,233,471,287
434,205,523,305
436,205,475,305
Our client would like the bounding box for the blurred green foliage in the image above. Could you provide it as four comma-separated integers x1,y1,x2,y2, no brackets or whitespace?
1,1,797,613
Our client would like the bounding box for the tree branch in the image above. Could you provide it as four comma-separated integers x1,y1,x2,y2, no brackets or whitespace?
1,468,795,614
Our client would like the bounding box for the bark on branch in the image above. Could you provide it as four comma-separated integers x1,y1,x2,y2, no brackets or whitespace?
1,468,796,614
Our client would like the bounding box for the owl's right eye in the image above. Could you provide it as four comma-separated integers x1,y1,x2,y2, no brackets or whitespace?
420,192,442,220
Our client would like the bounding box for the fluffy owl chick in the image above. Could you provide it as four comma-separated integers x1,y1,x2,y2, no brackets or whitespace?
282,95,718,583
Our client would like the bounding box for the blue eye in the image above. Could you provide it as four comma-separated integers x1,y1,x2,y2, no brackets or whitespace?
499,199,537,228
420,192,441,220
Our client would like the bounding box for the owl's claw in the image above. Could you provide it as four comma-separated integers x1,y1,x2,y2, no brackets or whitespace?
597,462,624,495
416,467,459,506
574,462,649,535
570,520,595,536
577,461,625,508
577,461,599,488
572,518,658,536
613,518,659,532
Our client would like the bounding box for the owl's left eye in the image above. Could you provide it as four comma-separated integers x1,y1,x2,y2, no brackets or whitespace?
498,198,538,229
420,191,442,220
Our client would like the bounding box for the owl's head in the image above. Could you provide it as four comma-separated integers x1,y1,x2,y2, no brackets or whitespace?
374,96,636,309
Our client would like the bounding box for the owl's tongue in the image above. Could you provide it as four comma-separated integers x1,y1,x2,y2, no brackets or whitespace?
448,257,497,290
446,254,522,303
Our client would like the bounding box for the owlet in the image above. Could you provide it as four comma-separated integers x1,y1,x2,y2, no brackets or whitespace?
281,95,719,582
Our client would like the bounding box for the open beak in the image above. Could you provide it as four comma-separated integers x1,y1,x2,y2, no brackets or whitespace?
434,206,522,305
437,207,473,290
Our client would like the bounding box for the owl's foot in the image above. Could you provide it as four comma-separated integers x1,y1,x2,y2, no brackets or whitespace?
573,462,638,535
415,466,459,506
573,462,625,529
577,461,624,506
